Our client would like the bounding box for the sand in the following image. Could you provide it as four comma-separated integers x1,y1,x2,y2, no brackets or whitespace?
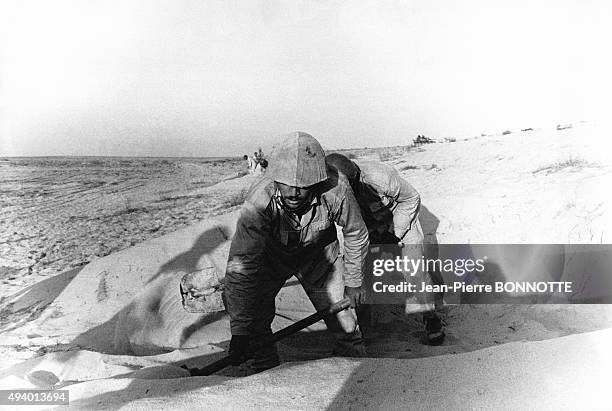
1,121,611,409
0,157,248,298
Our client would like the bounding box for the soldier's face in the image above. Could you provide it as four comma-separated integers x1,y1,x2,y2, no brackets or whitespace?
276,182,315,213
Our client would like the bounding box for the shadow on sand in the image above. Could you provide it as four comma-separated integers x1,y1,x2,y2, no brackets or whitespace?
147,226,229,285
11,206,612,409
66,227,229,355
0,266,83,332
1,228,230,384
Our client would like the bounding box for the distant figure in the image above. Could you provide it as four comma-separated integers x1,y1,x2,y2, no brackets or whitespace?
251,151,261,174
244,154,256,174
253,148,266,175
256,147,265,161
259,158,268,173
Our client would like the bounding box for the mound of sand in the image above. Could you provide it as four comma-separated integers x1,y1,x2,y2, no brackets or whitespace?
1,329,610,409
1,121,611,408
2,212,238,357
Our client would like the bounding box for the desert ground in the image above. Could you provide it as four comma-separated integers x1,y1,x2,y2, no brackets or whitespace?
0,157,248,299
1,122,611,409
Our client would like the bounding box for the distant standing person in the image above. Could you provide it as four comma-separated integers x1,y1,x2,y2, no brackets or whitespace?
252,151,262,174
243,154,256,174
325,153,445,345
253,148,267,175
256,147,265,162
259,158,268,173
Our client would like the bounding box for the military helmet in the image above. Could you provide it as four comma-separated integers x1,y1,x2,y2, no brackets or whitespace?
267,131,328,187
325,153,359,182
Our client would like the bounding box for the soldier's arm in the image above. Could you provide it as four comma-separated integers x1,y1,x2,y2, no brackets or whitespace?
333,183,369,287
225,198,271,335
385,170,421,241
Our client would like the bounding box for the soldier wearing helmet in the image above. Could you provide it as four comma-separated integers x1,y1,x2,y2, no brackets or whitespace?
325,153,445,345
224,132,370,372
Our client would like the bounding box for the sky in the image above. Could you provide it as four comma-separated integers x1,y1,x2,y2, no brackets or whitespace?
1,0,610,157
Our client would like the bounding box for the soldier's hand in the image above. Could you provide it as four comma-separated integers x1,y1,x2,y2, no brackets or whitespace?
344,286,366,309
228,335,250,366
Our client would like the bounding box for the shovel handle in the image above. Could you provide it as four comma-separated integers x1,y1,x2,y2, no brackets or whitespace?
188,297,351,376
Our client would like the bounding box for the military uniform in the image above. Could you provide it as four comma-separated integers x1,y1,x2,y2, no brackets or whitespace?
351,161,438,312
352,160,422,244
326,155,445,343
225,133,370,371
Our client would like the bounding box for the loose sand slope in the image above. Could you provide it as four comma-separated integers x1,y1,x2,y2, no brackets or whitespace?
394,121,612,244
1,122,611,409
4,328,611,410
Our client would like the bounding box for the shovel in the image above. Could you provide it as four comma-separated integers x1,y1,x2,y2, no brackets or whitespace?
185,297,352,376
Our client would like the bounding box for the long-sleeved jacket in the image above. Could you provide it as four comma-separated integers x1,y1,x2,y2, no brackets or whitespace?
354,161,421,242
225,169,369,335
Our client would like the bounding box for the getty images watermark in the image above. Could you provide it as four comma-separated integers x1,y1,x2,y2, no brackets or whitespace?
365,244,612,304
371,255,572,294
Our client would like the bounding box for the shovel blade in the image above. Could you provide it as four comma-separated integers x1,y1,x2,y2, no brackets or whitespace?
180,268,225,313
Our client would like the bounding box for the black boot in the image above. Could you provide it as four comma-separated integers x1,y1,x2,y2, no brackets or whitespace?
424,313,445,346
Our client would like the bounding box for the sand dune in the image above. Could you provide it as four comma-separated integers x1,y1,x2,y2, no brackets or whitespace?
1,328,610,409
1,122,611,409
